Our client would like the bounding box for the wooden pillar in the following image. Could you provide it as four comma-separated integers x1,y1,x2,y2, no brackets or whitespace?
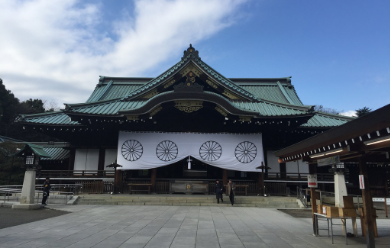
114,169,122,194
258,172,264,195
151,168,157,193
359,157,375,248
280,162,286,179
68,148,75,171
223,169,227,186
309,163,318,234
97,148,105,175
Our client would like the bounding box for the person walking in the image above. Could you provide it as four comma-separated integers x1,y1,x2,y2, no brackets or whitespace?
215,180,223,204
227,179,236,206
41,177,51,205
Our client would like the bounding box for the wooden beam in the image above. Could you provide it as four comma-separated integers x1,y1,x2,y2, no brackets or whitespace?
349,140,390,152
67,148,75,170
151,168,157,193
341,152,390,162
258,172,264,195
280,163,286,179
223,169,227,186
309,164,318,235
359,157,376,248
98,148,105,171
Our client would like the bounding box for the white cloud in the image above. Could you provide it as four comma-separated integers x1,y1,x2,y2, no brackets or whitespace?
0,0,246,107
340,110,356,117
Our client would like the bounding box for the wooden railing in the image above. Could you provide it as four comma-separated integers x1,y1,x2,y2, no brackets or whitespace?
75,181,114,194
38,170,115,178
266,172,335,182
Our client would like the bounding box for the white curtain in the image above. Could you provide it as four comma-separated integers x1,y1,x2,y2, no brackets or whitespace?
104,149,117,171
266,150,280,173
117,131,264,172
286,160,309,174
74,149,99,171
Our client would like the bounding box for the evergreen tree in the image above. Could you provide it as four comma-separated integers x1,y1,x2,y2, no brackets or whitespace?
0,78,60,142
355,107,372,117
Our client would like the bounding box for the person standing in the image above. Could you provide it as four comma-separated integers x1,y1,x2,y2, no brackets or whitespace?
41,177,51,205
215,180,223,204
227,179,236,206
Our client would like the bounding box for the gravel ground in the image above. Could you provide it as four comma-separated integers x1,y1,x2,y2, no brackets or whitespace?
0,206,69,229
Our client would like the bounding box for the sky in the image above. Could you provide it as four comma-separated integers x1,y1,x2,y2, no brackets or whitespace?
1,0,389,116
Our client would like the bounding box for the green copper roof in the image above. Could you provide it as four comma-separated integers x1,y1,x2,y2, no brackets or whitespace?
20,112,81,125
86,83,144,103
63,90,311,117
11,143,51,158
41,147,70,161
232,101,308,116
300,112,353,128
17,45,353,129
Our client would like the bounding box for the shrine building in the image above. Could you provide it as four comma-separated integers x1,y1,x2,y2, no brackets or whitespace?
16,45,353,195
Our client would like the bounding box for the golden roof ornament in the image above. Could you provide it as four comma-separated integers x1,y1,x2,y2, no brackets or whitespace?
182,44,200,60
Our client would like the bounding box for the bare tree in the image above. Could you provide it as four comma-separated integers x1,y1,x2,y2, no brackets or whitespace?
314,105,343,115
43,99,60,112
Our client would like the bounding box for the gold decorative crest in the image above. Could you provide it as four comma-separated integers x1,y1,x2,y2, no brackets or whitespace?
206,79,218,89
215,106,227,116
239,116,251,122
126,115,139,121
150,106,162,117
163,79,175,89
141,89,158,99
174,100,203,113
223,90,240,100
180,63,202,77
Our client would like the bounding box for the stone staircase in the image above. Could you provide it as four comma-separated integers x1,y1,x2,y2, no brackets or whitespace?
76,194,300,208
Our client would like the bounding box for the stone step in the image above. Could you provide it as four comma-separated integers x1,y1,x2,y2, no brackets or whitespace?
76,201,298,208
77,198,296,203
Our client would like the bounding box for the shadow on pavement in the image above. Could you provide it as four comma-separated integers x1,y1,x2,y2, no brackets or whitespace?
0,206,69,229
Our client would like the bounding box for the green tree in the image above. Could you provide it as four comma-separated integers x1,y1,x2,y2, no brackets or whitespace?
19,98,45,114
0,141,25,185
355,107,372,117
0,78,61,142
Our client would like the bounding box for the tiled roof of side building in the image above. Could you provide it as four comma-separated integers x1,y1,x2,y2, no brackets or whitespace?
300,112,354,128
86,82,146,103
41,147,70,161
239,85,293,105
19,111,81,126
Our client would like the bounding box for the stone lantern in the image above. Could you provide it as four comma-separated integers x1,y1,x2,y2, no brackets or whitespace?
11,143,50,209
106,160,122,194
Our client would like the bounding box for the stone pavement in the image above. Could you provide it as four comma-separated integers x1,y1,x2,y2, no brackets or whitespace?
0,205,389,248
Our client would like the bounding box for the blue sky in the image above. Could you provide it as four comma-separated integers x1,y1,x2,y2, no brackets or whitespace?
1,0,389,115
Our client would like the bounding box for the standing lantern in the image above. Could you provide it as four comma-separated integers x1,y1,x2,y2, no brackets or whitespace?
106,160,123,194
256,162,270,197
10,143,50,209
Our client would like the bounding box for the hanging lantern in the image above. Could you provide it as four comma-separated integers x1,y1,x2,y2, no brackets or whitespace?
187,156,192,170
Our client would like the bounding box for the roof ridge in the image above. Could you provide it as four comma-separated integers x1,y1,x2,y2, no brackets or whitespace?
315,111,355,120
18,111,64,118
193,59,259,101
276,81,294,104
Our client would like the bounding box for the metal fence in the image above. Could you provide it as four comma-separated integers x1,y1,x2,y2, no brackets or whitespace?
0,184,79,205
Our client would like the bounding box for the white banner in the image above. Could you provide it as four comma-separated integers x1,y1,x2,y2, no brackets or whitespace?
117,131,264,172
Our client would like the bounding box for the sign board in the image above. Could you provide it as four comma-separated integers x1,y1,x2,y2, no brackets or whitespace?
359,175,365,189
372,198,390,205
308,174,318,188
317,155,340,167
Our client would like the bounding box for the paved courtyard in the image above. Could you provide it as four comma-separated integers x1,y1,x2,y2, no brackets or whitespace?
0,205,389,248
